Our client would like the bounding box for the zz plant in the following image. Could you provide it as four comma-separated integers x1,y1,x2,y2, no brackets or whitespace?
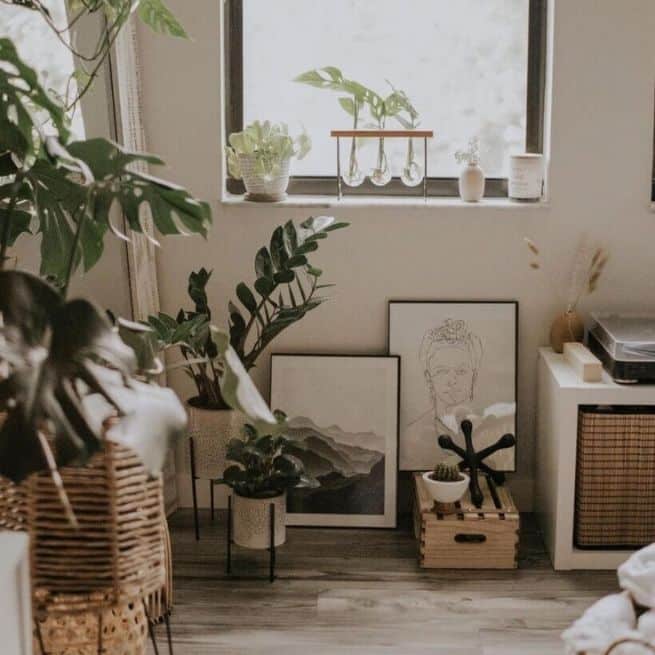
147,215,348,409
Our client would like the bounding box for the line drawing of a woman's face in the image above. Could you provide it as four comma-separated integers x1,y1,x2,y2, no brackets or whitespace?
419,319,484,425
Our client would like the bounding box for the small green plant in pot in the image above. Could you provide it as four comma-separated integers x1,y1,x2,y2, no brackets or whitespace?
221,415,316,548
226,120,311,201
422,459,469,505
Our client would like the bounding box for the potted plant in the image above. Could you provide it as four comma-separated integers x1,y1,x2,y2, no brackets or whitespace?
422,460,470,504
221,417,315,548
146,216,348,487
226,120,311,201
455,137,485,202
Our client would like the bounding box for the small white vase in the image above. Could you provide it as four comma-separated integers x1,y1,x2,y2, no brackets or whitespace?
232,491,286,549
458,163,485,202
422,471,470,504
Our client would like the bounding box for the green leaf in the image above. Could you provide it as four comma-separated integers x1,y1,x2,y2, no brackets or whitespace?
306,266,323,278
236,282,257,314
188,268,212,315
67,138,212,239
254,247,274,279
254,276,275,297
0,208,31,248
269,226,289,270
283,220,298,253
138,0,188,38
274,270,295,284
286,255,307,268
0,38,70,161
338,97,356,116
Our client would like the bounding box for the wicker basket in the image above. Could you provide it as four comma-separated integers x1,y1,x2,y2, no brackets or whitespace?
28,440,166,617
575,406,655,548
35,598,149,655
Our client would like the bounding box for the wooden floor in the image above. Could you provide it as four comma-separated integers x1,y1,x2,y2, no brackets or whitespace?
154,510,618,655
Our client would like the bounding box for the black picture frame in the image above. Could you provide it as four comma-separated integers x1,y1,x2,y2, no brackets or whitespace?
387,300,519,473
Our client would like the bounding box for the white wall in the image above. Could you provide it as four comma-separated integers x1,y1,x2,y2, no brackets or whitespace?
136,0,655,510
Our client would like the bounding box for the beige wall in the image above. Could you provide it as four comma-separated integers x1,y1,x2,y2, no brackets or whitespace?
136,0,655,510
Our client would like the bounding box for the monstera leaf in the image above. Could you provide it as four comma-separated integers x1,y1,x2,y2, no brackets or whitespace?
68,139,211,239
0,38,70,161
0,271,186,483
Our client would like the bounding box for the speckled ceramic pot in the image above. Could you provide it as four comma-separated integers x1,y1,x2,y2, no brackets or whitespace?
232,491,286,549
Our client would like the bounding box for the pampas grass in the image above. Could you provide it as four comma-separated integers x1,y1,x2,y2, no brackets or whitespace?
524,236,608,312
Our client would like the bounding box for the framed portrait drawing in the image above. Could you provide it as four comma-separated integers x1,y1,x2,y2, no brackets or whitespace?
388,301,518,472
270,355,399,528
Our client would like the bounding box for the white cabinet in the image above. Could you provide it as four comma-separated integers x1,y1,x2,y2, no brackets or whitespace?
536,347,655,570
0,532,32,654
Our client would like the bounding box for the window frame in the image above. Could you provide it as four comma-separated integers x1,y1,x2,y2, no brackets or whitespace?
224,0,547,198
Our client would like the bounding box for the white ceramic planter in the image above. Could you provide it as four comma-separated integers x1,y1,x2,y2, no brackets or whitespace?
186,404,246,479
232,491,286,549
422,471,470,504
458,163,485,202
238,154,290,202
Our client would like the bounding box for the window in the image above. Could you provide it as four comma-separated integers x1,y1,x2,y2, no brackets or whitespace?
1,0,85,139
225,0,546,197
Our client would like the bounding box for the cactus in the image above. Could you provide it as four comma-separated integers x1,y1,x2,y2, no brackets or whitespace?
431,461,462,482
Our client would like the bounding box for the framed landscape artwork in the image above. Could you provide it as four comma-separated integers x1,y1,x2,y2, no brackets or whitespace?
388,301,518,472
270,355,399,528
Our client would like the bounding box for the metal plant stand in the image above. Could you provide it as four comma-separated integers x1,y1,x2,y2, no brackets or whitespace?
225,495,277,583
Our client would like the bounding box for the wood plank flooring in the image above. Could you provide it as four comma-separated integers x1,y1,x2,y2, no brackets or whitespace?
153,510,618,654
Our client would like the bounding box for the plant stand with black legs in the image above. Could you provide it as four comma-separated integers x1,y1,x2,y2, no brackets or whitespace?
225,495,277,583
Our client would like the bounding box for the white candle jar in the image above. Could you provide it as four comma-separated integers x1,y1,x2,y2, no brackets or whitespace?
509,154,544,201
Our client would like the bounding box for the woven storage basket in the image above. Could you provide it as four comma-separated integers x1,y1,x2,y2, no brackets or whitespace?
28,439,166,617
35,598,148,655
575,406,655,548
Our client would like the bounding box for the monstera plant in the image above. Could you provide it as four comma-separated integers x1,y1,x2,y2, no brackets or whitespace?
0,12,283,527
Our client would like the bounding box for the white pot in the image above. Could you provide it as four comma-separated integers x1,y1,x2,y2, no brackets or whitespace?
239,154,290,202
232,491,286,549
509,153,544,201
422,471,470,504
458,163,485,202
185,404,246,479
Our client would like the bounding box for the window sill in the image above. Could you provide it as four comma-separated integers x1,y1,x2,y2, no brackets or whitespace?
221,193,550,210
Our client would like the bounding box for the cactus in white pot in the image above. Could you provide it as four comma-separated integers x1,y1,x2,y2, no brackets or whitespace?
226,121,311,202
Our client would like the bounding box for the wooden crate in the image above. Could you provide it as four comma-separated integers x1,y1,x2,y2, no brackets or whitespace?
413,472,520,569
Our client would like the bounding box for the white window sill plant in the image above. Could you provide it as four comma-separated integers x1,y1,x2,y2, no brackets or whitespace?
226,121,311,202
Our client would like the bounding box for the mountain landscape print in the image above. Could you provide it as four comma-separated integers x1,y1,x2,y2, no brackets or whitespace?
270,354,399,528
285,416,385,515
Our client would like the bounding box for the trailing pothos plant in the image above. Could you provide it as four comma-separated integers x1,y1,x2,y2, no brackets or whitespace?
146,215,348,410
221,414,316,499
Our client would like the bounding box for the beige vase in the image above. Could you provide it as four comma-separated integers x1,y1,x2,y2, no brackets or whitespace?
458,162,485,202
550,310,585,354
185,403,246,479
232,491,286,549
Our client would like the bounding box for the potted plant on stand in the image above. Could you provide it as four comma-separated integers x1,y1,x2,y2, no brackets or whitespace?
226,120,311,201
221,416,315,550
147,215,348,538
